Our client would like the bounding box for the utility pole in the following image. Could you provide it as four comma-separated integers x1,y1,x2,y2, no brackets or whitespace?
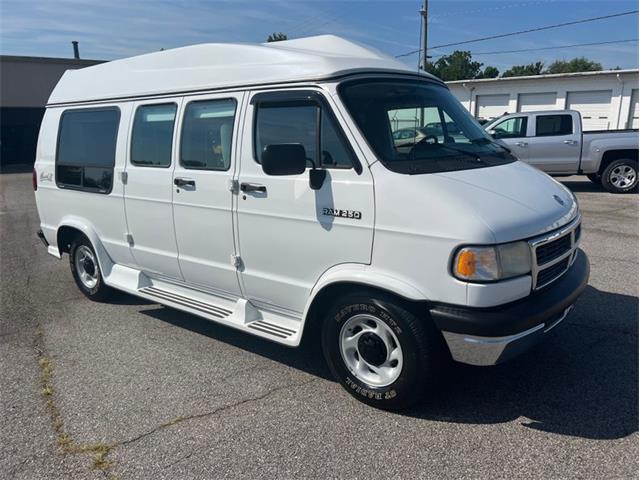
419,0,428,71
419,0,428,127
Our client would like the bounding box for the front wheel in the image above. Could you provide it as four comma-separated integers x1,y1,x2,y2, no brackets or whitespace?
69,235,113,301
321,290,444,410
601,159,638,193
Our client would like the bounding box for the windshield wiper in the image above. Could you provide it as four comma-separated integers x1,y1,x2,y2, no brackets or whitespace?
431,143,488,164
411,137,487,163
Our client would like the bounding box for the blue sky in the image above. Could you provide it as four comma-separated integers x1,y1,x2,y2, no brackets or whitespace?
1,0,638,73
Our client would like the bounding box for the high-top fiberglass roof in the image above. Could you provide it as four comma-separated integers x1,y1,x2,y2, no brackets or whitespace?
48,35,436,105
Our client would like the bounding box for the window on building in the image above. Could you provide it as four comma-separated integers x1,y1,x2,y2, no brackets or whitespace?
131,103,177,167
180,99,237,170
492,116,528,138
56,108,120,193
255,102,355,169
536,114,573,136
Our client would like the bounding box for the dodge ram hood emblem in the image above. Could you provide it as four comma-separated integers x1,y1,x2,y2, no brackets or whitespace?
553,194,565,206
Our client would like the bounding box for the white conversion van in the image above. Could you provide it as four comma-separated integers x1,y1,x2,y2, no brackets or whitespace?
34,36,589,409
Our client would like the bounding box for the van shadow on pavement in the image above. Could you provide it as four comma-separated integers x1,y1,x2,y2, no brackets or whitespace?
139,284,637,441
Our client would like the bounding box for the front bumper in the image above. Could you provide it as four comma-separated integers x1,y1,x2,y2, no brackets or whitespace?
431,249,589,366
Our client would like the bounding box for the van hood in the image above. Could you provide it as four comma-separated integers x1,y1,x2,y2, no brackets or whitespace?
430,161,577,243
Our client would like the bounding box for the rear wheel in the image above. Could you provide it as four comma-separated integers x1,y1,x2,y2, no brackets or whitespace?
321,290,444,410
69,235,112,301
601,159,638,193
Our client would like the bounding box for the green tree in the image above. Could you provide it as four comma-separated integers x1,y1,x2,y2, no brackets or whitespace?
425,50,498,81
502,61,545,78
267,32,288,42
546,57,602,74
476,65,500,79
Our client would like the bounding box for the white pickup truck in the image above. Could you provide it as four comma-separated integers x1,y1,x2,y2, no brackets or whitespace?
485,110,639,193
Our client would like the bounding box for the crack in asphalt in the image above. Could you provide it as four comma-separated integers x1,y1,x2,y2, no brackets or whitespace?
118,377,318,450
158,376,320,471
30,317,313,479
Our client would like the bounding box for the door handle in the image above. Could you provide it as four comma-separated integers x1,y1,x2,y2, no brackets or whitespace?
515,141,528,147
174,177,195,187
240,183,267,193
563,140,578,145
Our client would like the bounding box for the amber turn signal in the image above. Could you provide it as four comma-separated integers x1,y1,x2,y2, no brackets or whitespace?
456,249,476,277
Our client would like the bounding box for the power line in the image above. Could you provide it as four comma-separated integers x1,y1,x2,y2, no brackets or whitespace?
395,10,639,58
432,10,638,49
429,0,556,20
287,3,360,39
429,39,639,59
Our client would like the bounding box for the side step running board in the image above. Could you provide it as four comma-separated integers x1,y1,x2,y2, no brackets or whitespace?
135,282,301,345
248,320,297,339
139,286,233,319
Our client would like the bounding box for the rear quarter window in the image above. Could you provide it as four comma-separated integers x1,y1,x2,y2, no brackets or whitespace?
535,114,573,137
56,107,120,193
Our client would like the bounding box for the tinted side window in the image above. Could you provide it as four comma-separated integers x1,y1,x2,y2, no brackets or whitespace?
56,108,120,193
256,105,318,165
493,117,528,138
131,104,176,167
536,114,573,136
180,99,237,171
320,111,354,168
255,102,355,169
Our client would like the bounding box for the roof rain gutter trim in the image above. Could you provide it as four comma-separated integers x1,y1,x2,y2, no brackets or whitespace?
46,70,444,107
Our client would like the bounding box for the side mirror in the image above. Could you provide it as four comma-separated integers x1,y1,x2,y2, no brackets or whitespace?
487,129,497,137
309,169,326,190
261,144,307,176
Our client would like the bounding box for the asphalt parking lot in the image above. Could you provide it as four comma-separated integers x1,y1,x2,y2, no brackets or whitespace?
1,171,637,479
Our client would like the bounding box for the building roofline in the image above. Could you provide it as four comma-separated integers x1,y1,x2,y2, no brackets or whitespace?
446,68,639,84
0,54,105,66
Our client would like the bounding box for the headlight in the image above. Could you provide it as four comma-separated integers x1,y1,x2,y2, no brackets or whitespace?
453,241,531,282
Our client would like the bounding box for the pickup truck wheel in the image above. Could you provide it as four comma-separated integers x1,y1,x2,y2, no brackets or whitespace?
321,290,444,410
601,159,638,193
69,235,112,301
586,173,601,185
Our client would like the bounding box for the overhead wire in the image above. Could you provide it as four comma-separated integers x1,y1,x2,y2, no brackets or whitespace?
395,10,639,58
428,39,639,59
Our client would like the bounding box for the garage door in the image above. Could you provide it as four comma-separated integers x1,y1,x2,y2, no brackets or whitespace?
517,92,557,112
566,90,612,130
628,89,639,129
475,94,510,121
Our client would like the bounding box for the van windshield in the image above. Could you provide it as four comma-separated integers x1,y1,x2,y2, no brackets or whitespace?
338,79,516,174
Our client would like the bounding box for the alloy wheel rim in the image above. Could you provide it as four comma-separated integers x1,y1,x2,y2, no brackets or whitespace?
75,245,98,289
339,314,403,387
609,165,636,189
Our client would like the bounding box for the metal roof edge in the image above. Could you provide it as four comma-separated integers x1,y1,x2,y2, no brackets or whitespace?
446,68,639,84
0,54,105,66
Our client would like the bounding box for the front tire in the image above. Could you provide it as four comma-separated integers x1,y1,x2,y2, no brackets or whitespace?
69,235,112,301
601,159,638,193
321,290,444,410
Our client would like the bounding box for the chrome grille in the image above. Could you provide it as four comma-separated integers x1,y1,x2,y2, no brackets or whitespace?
536,234,571,265
537,257,570,286
529,215,581,290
